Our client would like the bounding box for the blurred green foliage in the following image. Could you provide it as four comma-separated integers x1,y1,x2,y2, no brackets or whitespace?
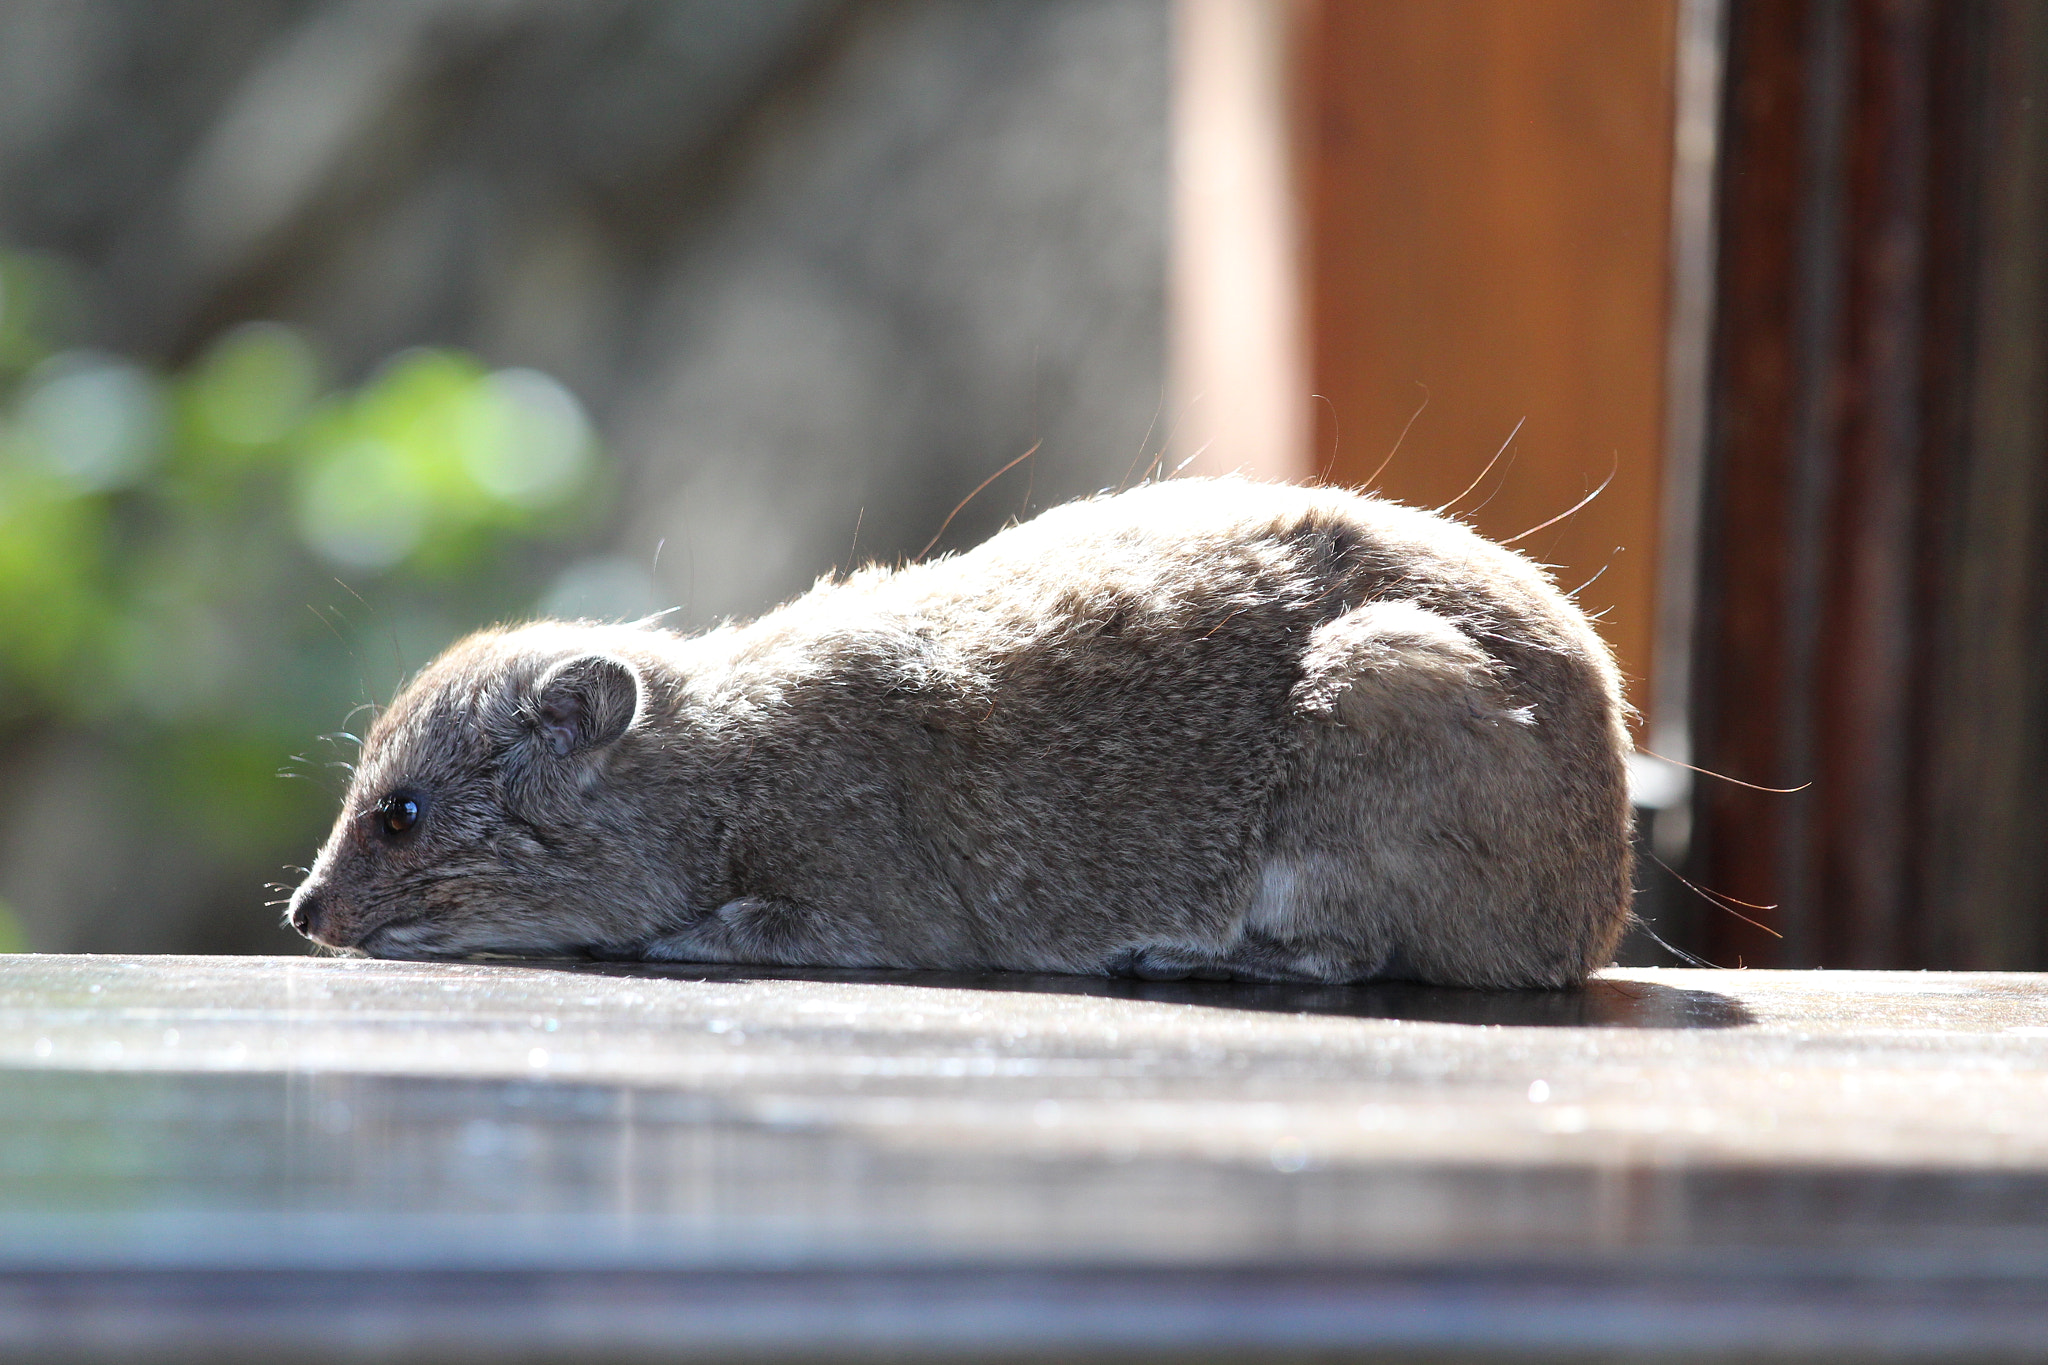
0,248,610,949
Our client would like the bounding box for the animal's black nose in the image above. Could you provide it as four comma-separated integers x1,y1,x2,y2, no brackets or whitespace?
290,893,324,937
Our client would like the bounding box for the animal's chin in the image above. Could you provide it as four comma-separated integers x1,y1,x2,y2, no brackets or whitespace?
352,917,454,960
355,921,588,962
353,934,428,960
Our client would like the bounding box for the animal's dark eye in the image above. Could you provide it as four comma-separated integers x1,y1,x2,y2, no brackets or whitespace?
376,795,421,836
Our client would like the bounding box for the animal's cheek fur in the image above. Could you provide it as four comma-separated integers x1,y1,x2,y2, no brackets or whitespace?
500,762,603,825
485,824,555,867
391,884,583,958
429,844,664,948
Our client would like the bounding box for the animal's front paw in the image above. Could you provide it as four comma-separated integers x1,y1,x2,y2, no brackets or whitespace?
1108,946,1231,982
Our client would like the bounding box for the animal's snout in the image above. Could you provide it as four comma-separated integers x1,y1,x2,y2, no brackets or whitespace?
288,888,325,939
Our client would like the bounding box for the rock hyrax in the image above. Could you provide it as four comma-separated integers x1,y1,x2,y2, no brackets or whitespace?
288,477,1633,988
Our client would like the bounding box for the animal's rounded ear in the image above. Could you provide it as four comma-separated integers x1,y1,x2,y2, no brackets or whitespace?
530,654,640,757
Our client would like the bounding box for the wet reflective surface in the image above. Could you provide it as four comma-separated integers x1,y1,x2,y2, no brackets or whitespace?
3,956,2048,1359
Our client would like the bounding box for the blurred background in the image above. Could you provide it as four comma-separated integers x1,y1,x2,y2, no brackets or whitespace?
0,0,2041,971
0,0,1172,954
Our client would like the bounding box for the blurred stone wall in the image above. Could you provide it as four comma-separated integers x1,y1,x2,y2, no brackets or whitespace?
0,0,1169,951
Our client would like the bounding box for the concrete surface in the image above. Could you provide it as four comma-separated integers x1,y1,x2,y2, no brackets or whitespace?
3,956,2047,1360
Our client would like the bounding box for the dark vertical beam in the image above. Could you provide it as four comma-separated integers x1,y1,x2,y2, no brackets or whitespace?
1698,0,2047,968
1813,0,1930,967
1775,0,1852,968
1695,0,1832,968
1909,0,1990,967
1921,0,2048,968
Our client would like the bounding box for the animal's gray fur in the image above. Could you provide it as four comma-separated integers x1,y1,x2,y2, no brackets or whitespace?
288,477,1633,988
